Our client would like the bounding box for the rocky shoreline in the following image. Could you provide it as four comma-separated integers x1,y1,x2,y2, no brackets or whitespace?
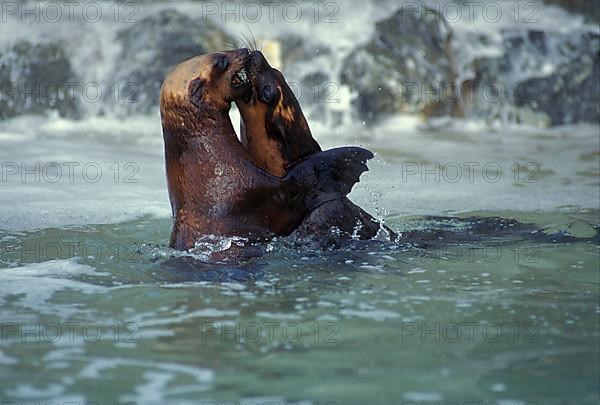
1,2,598,126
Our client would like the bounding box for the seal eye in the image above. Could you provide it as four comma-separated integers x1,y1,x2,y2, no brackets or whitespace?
260,85,276,103
214,55,229,72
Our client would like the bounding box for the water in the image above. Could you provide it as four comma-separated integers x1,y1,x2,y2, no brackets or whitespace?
1,216,598,404
1,113,598,404
1,0,599,403
0,220,598,404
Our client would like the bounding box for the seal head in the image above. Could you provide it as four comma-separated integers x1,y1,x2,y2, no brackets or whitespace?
235,51,321,176
160,49,253,123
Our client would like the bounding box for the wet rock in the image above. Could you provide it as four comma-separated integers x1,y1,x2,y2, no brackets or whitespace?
0,41,79,119
278,34,332,69
460,29,599,126
457,55,514,124
340,6,453,123
110,8,234,114
514,32,600,125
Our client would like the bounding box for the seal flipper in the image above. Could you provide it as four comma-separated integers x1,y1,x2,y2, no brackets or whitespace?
283,147,374,211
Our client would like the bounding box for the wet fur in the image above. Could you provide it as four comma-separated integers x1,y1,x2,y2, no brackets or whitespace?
236,52,395,247
160,51,373,252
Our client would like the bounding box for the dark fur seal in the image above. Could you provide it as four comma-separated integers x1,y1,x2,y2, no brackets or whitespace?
235,51,396,247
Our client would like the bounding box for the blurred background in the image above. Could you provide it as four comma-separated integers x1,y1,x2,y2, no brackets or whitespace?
1,0,598,126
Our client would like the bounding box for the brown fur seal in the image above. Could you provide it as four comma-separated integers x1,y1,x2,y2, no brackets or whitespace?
235,51,396,247
160,49,374,251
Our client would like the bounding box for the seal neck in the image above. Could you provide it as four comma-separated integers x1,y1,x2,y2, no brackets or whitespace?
161,99,245,217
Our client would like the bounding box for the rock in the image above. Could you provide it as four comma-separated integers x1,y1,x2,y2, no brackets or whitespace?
301,71,329,89
457,55,515,124
340,6,453,123
278,34,332,69
110,9,234,114
0,41,79,119
460,29,599,126
514,32,600,125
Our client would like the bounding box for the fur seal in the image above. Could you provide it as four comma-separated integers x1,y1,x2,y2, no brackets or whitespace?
159,49,374,251
235,51,396,247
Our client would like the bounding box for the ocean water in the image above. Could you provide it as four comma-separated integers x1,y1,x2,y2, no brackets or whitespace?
0,113,598,404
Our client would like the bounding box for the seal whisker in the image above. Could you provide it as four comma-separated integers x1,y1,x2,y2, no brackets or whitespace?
240,32,253,51
232,35,245,50
248,26,258,52
225,39,239,51
240,25,258,52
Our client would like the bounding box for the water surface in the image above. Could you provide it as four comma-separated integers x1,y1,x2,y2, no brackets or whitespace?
0,116,598,404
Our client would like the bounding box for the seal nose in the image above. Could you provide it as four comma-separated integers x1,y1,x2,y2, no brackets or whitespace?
248,50,268,67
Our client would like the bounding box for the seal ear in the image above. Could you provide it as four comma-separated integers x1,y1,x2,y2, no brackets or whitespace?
188,78,206,108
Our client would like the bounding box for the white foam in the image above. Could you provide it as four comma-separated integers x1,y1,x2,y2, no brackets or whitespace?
0,349,19,365
255,311,302,320
340,308,400,321
346,122,600,218
6,383,65,399
403,391,443,401
0,260,108,316
123,371,175,404
128,308,240,329
79,357,214,383
0,114,171,231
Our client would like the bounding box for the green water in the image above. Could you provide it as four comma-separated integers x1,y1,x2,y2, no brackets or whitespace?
0,117,599,403
0,210,598,404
